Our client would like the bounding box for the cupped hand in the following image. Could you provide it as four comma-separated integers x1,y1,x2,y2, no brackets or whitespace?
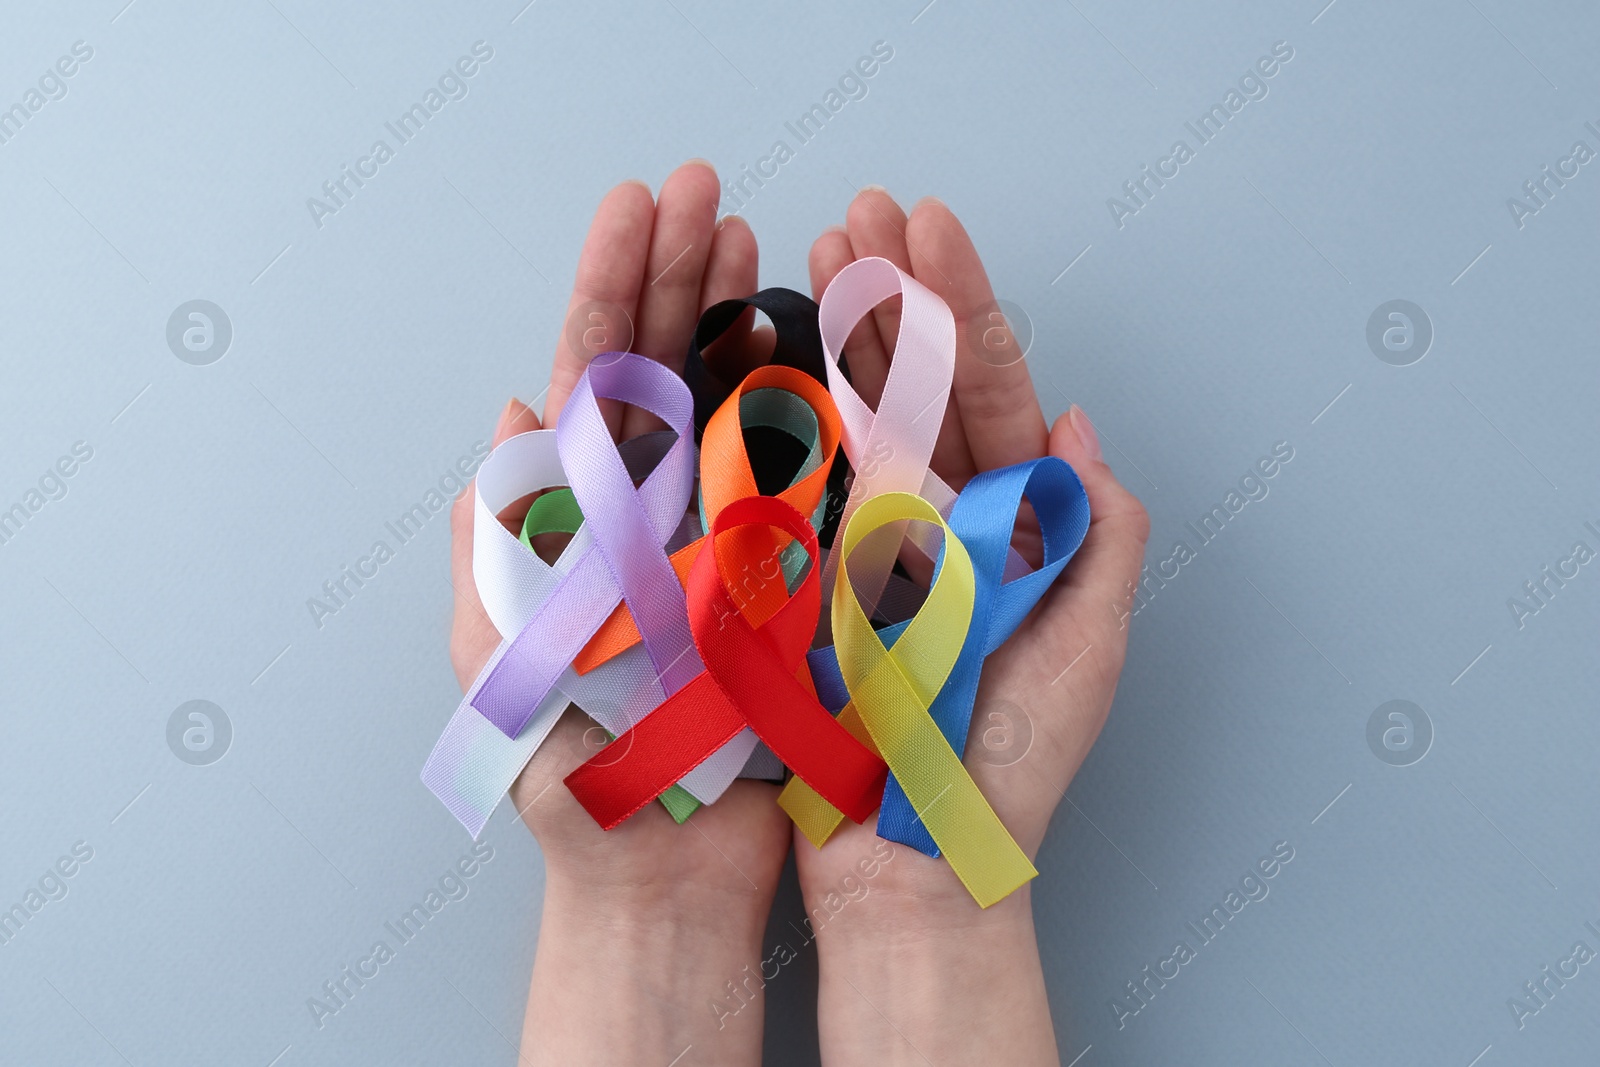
795,190,1151,919
446,162,790,911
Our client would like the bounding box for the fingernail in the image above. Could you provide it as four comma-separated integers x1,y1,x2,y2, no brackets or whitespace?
823,223,848,235
1069,405,1102,461
860,184,888,194
684,157,716,171
912,195,945,212
495,397,522,438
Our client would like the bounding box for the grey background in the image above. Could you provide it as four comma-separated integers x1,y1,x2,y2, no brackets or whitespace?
1,0,1596,1063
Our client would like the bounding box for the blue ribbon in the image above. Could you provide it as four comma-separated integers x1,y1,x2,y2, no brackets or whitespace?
806,456,1090,856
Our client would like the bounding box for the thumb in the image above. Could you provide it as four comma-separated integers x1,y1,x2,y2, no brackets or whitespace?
494,396,541,446
487,397,542,533
1031,406,1150,654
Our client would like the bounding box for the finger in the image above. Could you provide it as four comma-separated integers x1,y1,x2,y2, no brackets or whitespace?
1032,408,1150,660
623,160,722,439
905,198,1046,478
810,225,891,408
449,398,542,691
545,180,655,434
490,397,542,534
962,408,1148,843
697,215,767,383
496,395,542,445
448,482,492,691
746,324,777,370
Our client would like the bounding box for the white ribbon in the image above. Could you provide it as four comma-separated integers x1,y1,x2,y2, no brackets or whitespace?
422,429,777,838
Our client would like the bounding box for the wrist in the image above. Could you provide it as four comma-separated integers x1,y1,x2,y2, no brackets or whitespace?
520,871,775,1066
542,867,771,962
800,852,1058,1067
806,870,1038,971
796,834,1031,940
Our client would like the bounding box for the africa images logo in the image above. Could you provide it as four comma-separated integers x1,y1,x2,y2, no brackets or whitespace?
306,843,494,1030
1109,841,1295,1029
1106,41,1295,229
305,41,495,229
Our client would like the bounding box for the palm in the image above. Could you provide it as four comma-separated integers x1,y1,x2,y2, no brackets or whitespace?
448,162,793,902
448,171,1147,912
792,191,1149,910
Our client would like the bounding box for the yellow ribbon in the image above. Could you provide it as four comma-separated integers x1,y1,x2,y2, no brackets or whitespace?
779,492,1037,907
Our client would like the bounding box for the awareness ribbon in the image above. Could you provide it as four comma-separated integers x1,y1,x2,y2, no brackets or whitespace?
683,287,835,436
809,257,1033,629
419,429,689,834
564,494,887,828
811,257,953,621
470,351,702,741
422,357,763,836
861,458,1089,855
800,491,1039,908
572,362,839,674
683,287,851,546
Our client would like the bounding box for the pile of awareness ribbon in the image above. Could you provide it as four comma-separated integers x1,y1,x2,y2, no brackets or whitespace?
422,258,1091,907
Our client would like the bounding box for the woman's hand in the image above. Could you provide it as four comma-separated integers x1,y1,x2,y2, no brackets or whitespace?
447,162,789,1067
794,189,1150,1065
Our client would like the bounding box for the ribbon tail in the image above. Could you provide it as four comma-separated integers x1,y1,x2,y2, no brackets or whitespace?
658,785,701,823
422,638,572,837
777,702,882,846
862,697,1036,908
565,672,742,829
779,780,848,849
919,768,1037,908
875,774,940,857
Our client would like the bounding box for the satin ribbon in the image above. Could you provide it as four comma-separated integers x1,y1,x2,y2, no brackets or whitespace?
871,458,1089,854
422,360,770,837
565,495,887,828
784,491,1040,908
513,485,704,821
572,363,840,673
516,486,582,550
684,287,834,434
811,257,1032,628
419,429,678,833
812,257,954,621
470,352,702,740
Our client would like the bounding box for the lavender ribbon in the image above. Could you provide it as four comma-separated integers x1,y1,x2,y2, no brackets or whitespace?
472,352,702,739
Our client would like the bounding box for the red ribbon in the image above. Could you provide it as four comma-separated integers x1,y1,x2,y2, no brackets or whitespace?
564,495,887,829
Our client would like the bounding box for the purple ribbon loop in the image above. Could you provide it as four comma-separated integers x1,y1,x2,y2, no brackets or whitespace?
472,352,701,739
